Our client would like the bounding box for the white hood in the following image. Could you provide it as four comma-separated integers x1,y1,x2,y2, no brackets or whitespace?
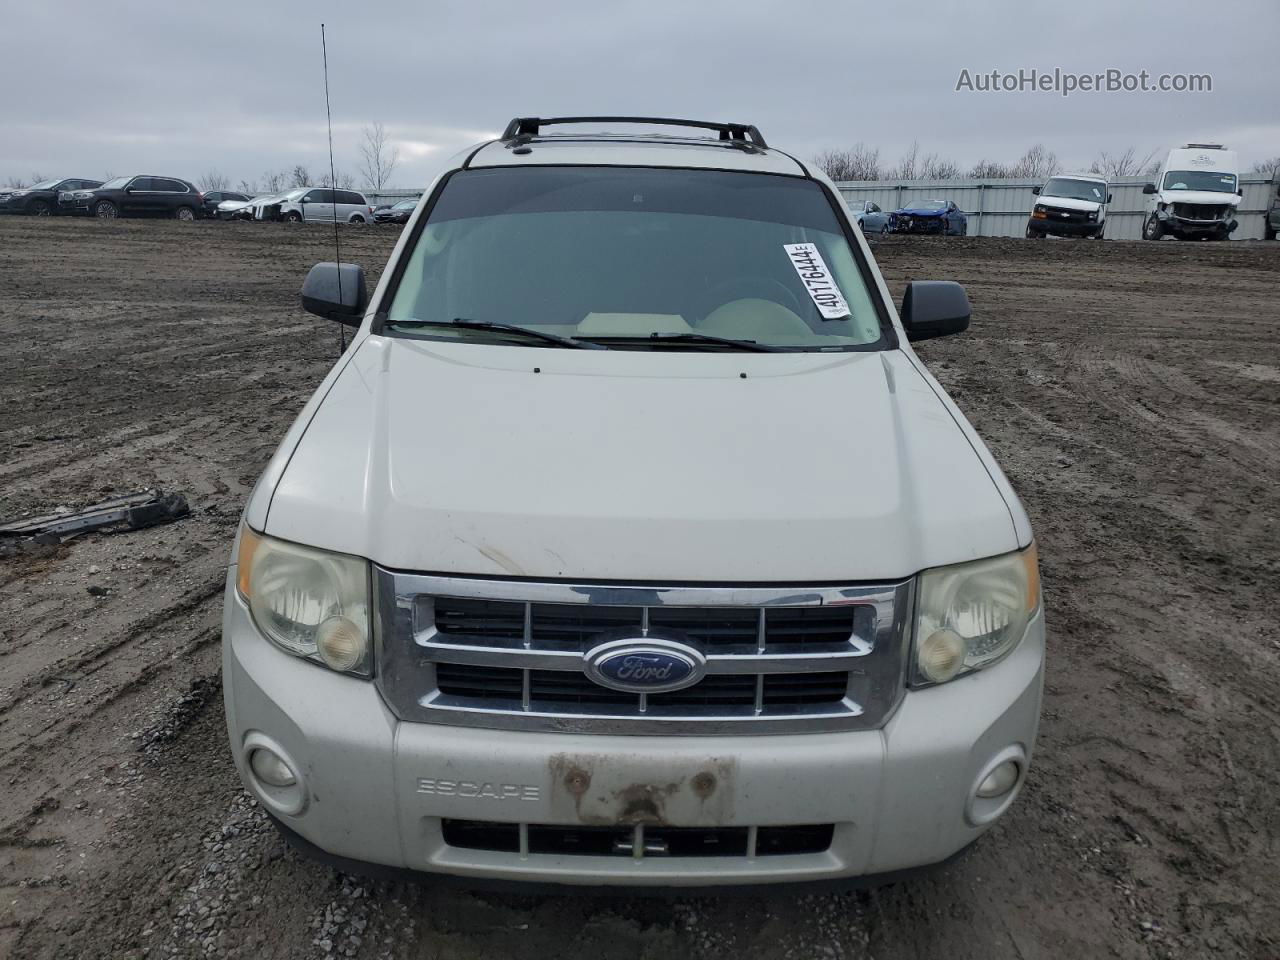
1159,190,1240,207
258,337,1020,582
1038,195,1101,213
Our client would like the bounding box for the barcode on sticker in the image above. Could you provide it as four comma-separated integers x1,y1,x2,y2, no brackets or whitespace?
784,243,850,319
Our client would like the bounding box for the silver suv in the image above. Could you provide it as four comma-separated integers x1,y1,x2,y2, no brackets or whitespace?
224,115,1043,890
258,187,373,224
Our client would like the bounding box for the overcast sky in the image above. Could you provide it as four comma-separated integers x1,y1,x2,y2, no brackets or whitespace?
3,0,1277,190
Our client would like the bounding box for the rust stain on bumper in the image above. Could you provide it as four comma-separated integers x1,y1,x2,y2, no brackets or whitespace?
548,753,736,826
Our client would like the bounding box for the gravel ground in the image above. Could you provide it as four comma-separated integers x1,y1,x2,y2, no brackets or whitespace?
1,217,1277,959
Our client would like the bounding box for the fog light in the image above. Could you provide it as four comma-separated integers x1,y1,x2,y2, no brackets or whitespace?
918,629,965,683
316,615,367,672
249,747,296,788
976,760,1020,798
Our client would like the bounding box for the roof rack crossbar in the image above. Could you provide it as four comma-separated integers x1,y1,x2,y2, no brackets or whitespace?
501,116,768,149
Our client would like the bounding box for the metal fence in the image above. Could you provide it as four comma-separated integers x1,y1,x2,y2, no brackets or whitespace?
835,175,1276,240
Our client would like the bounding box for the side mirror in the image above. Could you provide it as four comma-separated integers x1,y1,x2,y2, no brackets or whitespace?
1237,188,1244,197
300,197,309,203
1142,183,1157,195
301,262,367,327
1107,193,1114,204
900,281,970,343
1031,185,1041,195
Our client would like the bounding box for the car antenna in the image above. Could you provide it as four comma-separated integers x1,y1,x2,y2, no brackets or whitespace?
321,23,346,355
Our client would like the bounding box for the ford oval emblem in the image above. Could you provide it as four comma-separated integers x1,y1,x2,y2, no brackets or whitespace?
584,637,706,694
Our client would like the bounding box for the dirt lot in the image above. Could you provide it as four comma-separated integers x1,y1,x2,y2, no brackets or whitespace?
1,217,1277,960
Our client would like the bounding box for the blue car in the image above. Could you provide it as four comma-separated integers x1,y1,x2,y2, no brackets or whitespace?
891,199,968,236
850,199,891,235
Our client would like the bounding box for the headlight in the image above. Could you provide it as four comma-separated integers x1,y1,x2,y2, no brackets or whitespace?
12,190,29,197
1087,211,1098,221
236,526,372,676
912,544,1040,686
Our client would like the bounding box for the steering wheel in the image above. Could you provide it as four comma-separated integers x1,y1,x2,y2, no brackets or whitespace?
695,276,805,325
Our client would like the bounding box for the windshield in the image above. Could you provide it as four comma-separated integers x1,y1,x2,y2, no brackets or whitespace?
394,199,417,209
29,179,61,190
1043,178,1106,203
100,177,130,189
1163,170,1238,193
384,167,885,351
906,200,946,211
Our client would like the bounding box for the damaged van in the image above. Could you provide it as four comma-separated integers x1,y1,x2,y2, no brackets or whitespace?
223,116,1044,888
1142,144,1241,241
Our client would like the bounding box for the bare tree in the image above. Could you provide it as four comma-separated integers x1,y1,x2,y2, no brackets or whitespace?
289,164,312,188
237,178,256,194
1009,144,1060,179
969,159,1014,178
358,122,400,192
29,172,49,185
1252,156,1280,179
920,154,962,180
1088,147,1158,178
884,143,961,181
320,170,356,189
200,170,229,191
3,175,28,188
813,144,881,181
887,141,921,180
260,169,287,193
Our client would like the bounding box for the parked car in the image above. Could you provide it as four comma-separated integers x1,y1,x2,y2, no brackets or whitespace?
850,199,890,235
0,177,102,216
225,192,288,221
216,195,265,220
1027,175,1111,239
59,175,203,220
225,114,1043,890
891,199,967,235
258,187,374,224
201,190,251,219
1142,144,1241,241
373,198,419,224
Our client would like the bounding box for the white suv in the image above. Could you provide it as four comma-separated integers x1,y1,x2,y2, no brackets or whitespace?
223,116,1044,888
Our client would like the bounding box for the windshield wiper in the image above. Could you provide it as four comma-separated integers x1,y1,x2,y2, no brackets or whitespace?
585,332,795,353
389,318,607,349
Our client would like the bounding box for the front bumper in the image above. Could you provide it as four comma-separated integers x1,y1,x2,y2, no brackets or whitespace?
222,572,1044,887
1158,211,1237,235
893,217,947,234
1028,216,1099,237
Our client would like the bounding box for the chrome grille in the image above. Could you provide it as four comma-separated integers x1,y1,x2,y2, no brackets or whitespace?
374,570,910,735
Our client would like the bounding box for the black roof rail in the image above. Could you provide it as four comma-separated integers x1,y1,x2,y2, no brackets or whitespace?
501,116,769,150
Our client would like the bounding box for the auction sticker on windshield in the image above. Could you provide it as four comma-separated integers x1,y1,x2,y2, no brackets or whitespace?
783,243,850,319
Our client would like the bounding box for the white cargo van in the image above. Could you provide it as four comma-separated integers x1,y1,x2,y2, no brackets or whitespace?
1027,174,1111,239
1142,144,1241,241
